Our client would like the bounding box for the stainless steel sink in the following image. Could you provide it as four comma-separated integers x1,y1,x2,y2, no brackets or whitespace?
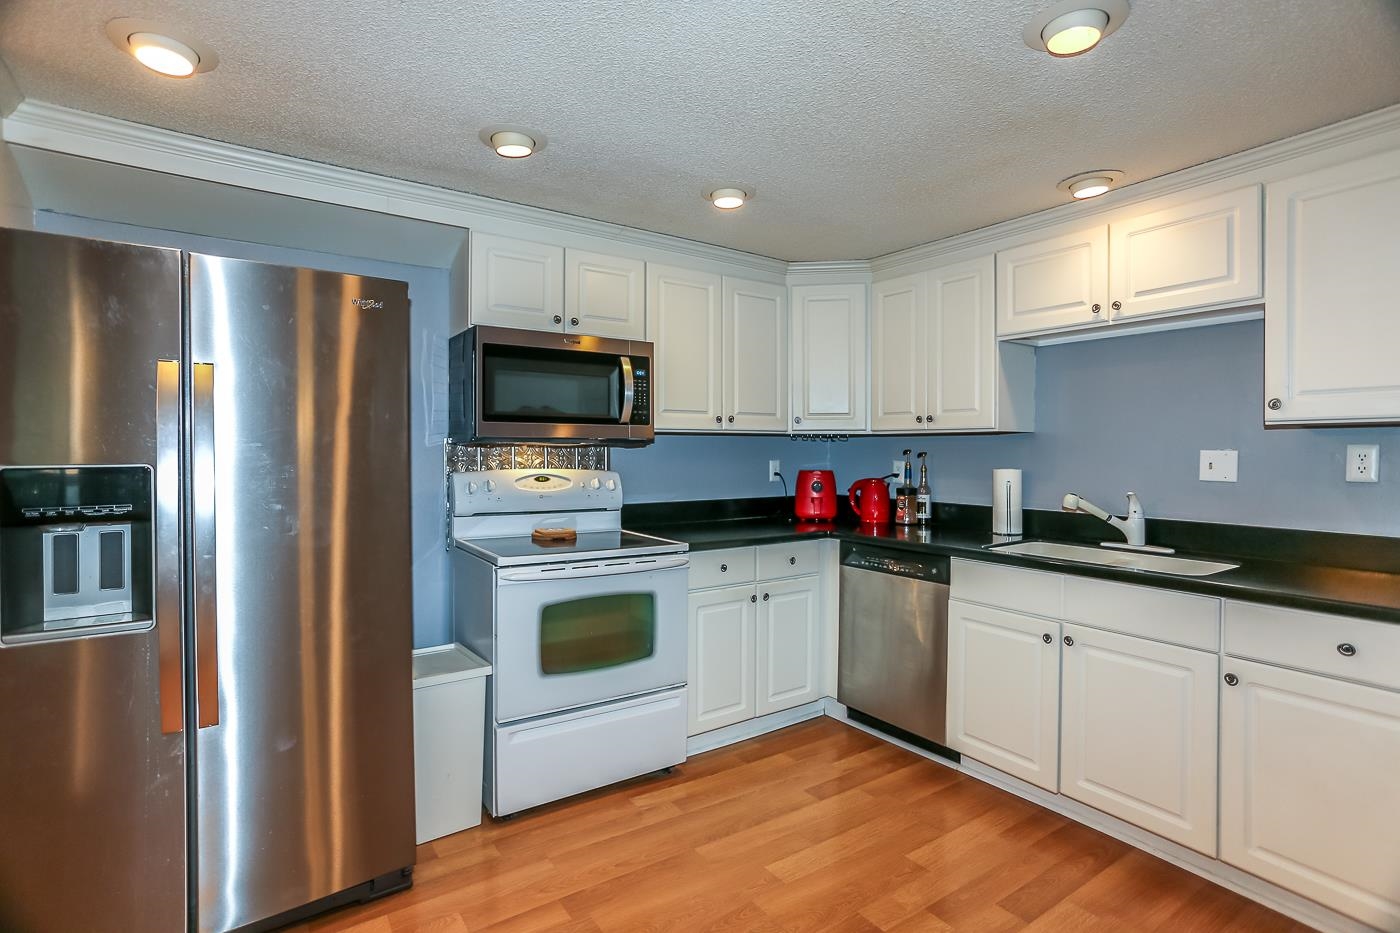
988,540,1239,577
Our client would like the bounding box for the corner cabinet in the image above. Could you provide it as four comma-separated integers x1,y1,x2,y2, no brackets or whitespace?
872,257,1034,433
790,283,868,433
1264,150,1400,424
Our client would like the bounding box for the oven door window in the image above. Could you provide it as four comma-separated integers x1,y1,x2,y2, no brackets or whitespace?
482,344,622,424
539,593,656,674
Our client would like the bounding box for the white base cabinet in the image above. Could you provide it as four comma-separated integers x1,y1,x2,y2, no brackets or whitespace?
947,597,1060,792
1060,622,1218,855
687,544,824,737
1220,657,1400,929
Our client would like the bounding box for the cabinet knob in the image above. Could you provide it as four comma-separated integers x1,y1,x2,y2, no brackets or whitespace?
570,317,580,327
916,415,924,424
1267,398,1282,411
727,415,735,423
552,314,563,325
1111,300,1122,311
762,592,770,601
1063,635,1074,647
1224,673,1239,686
714,415,722,424
927,414,934,423
1091,303,1102,314
750,594,757,603
719,563,728,572
789,556,796,565
1338,642,1357,657
1042,633,1052,644
794,416,803,425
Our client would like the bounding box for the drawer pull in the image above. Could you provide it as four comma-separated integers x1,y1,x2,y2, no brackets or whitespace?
719,563,728,573
1224,673,1239,686
789,556,796,565
1042,633,1052,644
1338,642,1357,657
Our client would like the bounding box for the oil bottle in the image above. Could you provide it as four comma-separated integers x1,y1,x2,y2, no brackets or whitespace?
916,451,932,526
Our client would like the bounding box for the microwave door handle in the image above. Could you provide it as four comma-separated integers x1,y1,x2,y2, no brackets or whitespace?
619,356,635,425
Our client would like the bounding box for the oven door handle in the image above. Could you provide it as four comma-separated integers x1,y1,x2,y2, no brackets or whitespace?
498,555,689,583
619,355,635,425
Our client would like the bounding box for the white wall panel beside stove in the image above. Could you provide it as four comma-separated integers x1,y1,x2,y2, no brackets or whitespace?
450,468,690,817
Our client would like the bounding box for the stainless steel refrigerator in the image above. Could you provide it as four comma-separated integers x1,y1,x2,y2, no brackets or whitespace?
0,228,416,932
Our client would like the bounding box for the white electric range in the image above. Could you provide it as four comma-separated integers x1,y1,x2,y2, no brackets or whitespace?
450,469,689,817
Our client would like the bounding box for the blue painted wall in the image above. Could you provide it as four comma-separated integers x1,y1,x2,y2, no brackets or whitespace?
617,321,1400,537
35,213,455,647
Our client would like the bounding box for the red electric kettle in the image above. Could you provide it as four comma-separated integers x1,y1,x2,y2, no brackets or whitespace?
848,475,894,525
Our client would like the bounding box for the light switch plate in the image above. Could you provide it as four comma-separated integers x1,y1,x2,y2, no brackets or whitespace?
1199,450,1238,482
1347,444,1379,483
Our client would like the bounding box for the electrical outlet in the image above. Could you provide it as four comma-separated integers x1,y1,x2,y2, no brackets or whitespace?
1199,449,1238,482
768,460,781,483
1347,444,1380,483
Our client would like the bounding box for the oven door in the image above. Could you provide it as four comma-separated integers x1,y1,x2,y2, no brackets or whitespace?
492,555,688,722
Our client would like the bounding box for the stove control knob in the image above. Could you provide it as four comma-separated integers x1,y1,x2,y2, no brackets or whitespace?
467,481,478,495
483,480,496,493
605,478,618,491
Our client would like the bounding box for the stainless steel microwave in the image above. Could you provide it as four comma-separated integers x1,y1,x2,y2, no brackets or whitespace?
449,325,654,444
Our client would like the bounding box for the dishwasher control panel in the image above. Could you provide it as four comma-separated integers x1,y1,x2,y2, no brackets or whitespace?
841,546,949,582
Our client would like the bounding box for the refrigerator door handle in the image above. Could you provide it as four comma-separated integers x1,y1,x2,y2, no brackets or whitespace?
155,360,184,735
193,362,221,729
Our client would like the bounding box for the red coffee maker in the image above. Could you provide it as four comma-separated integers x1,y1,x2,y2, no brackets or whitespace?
795,469,837,521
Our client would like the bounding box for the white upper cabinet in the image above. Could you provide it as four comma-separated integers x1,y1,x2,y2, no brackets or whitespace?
1060,623,1219,856
565,249,646,340
1264,150,1400,424
646,264,724,431
1220,657,1400,929
723,277,788,432
1109,186,1261,321
790,283,868,432
996,225,1109,337
870,274,926,431
470,232,565,331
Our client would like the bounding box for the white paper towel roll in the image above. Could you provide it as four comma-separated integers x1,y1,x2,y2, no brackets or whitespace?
992,469,1023,536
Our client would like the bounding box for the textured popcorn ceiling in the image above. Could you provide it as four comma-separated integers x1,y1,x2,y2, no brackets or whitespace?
1,1,1399,261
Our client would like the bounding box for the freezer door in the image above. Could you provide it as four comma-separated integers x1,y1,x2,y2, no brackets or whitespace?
187,255,415,931
0,229,186,932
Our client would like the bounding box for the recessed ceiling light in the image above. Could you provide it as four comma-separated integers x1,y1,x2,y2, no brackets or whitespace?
1023,0,1130,58
106,18,218,77
1057,170,1125,200
707,188,749,210
478,126,548,159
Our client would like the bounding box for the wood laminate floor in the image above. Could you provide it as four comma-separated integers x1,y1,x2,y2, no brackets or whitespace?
299,717,1310,933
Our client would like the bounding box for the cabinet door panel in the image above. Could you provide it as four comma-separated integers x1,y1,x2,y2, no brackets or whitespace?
724,278,788,432
566,250,645,339
687,586,756,736
1109,186,1261,321
1220,658,1400,929
1061,623,1218,855
948,599,1060,791
996,225,1108,336
790,284,868,432
928,256,996,431
470,233,564,331
1265,152,1400,424
756,576,821,716
646,264,723,431
871,274,926,432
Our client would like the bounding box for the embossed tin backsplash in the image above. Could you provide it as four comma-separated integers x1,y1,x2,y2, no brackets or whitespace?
446,443,610,473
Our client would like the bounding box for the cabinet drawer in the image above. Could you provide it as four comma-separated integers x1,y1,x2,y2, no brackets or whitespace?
1224,601,1400,691
757,541,823,580
951,558,1062,618
688,547,756,590
1063,576,1220,652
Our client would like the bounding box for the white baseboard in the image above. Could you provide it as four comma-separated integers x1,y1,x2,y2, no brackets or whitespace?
823,704,1372,933
684,700,827,757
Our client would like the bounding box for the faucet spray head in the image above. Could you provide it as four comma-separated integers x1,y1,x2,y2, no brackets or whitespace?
1062,493,1081,511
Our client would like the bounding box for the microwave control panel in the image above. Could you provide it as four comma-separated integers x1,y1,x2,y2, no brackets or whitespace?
629,362,651,425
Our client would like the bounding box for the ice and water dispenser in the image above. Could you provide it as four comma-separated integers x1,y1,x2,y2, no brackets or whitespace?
0,466,154,645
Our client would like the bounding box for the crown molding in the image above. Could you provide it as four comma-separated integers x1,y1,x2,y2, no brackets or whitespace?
871,101,1400,275
785,260,873,282
0,100,788,276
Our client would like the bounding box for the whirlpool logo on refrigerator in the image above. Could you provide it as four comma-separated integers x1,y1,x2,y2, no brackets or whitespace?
351,297,384,309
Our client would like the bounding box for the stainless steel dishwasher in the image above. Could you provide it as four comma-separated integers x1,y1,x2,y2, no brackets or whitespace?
837,543,956,757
